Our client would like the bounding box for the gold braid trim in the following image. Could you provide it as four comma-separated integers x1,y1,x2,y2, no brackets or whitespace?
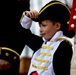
32,64,48,70
57,38,72,46
41,46,53,50
34,58,49,63
40,52,51,56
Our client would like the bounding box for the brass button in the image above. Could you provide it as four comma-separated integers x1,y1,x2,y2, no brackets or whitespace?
5,53,9,56
14,56,17,60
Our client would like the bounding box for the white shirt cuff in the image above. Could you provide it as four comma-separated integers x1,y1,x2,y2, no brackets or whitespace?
20,15,32,29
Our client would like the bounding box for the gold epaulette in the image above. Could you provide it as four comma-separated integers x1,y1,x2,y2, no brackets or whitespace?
57,38,72,46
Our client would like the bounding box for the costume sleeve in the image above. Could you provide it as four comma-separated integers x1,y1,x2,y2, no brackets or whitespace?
20,12,32,29
25,29,43,52
19,12,43,52
53,41,73,75
18,23,43,52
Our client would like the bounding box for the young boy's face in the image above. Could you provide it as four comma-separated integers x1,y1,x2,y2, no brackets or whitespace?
39,20,59,40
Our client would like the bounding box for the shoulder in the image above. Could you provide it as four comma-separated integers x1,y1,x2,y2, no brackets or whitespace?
57,39,73,53
59,40,72,49
57,38,72,46
53,39,73,66
54,39,73,59
53,39,73,75
54,38,73,59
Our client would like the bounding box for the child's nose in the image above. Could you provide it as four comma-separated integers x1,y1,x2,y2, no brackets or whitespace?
40,27,43,33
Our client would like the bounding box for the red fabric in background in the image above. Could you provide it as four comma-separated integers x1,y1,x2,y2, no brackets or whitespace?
69,0,76,31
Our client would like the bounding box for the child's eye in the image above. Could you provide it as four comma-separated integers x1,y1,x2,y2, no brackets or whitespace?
42,24,47,27
39,24,47,27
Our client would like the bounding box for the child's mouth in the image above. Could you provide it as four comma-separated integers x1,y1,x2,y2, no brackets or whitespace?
40,33,45,36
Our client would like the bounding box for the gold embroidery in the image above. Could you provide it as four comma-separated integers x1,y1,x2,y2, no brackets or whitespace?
50,39,52,42
40,52,51,56
57,38,72,46
42,46,53,50
34,58,49,63
32,64,48,70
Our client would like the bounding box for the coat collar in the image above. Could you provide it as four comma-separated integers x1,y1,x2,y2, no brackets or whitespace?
42,31,64,42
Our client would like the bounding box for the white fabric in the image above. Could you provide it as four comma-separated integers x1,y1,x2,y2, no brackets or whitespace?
20,46,26,58
28,31,64,75
20,45,34,58
20,15,32,29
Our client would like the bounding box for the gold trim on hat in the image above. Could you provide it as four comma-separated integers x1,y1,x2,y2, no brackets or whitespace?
0,47,20,56
39,2,70,14
39,2,70,24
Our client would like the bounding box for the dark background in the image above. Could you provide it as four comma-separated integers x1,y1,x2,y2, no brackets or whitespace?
0,0,30,54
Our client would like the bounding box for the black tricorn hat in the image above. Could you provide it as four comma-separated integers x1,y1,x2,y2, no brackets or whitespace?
32,1,75,38
0,47,20,74
32,1,70,23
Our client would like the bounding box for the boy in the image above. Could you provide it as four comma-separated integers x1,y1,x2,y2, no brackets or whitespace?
20,1,75,75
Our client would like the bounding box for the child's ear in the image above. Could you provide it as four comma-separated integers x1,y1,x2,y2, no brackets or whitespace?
55,22,61,30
